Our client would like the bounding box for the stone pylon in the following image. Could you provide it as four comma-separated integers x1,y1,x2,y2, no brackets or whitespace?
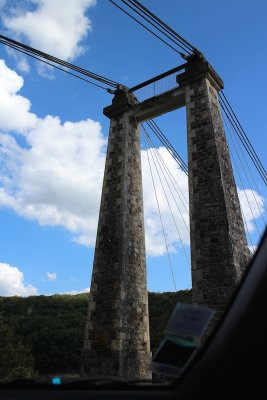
82,90,151,380
177,56,251,320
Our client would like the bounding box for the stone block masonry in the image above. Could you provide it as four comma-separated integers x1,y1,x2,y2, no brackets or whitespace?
82,55,251,377
82,91,151,380
177,56,251,322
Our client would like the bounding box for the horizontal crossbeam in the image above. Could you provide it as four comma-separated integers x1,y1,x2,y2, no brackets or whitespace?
132,86,185,122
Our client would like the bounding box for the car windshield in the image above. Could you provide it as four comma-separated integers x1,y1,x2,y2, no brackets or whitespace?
0,0,266,386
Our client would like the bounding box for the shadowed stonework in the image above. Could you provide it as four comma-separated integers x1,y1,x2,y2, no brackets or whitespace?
177,57,251,322
82,56,251,377
82,91,151,380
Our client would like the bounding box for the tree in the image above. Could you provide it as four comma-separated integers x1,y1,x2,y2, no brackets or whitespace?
0,321,36,382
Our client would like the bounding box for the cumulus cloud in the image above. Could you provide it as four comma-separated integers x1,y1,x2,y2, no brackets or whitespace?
0,61,265,259
60,287,90,295
141,147,190,256
46,271,57,282
17,57,30,73
238,189,265,232
0,60,37,133
0,112,107,244
36,62,54,79
0,262,38,296
2,0,96,61
0,59,106,246
4,47,31,74
0,59,190,256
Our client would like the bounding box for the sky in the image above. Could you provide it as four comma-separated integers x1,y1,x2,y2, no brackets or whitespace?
0,0,266,296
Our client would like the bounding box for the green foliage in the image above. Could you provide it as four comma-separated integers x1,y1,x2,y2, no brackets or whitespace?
0,290,191,375
0,294,89,374
148,290,192,353
0,321,36,382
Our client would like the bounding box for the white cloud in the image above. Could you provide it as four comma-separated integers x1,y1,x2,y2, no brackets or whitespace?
36,62,55,79
72,235,92,246
46,271,57,282
0,59,106,246
0,262,38,296
0,58,24,94
0,60,190,256
238,189,265,232
70,147,190,256
0,61,265,260
141,147,190,256
60,287,90,295
0,60,37,133
4,47,31,74
2,0,96,61
17,57,30,73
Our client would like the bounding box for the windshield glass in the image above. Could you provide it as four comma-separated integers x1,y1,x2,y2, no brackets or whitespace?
0,0,266,385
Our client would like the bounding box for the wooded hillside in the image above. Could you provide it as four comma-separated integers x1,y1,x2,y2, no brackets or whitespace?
0,290,191,376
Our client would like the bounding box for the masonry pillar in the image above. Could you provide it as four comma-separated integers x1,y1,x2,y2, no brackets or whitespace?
82,90,151,380
177,56,251,320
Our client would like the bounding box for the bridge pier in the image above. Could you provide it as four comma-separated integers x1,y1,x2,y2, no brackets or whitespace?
177,57,251,320
82,91,151,380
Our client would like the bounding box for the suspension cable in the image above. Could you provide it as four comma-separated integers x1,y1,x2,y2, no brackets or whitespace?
0,34,122,90
228,145,259,245
109,0,200,57
148,120,188,172
119,0,191,55
240,208,254,253
143,125,189,213
0,38,109,91
222,112,266,228
143,130,177,290
109,0,266,188
219,93,267,186
146,120,188,175
144,128,191,268
134,97,188,177
225,128,263,240
220,91,267,181
130,0,196,53
108,0,183,55
143,125,190,238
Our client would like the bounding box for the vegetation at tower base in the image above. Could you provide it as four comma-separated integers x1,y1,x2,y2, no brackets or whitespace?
0,321,36,382
0,290,191,376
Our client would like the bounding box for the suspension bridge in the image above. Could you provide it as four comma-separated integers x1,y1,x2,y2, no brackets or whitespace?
1,0,266,381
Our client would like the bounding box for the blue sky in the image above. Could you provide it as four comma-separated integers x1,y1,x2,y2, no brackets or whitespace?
0,0,266,296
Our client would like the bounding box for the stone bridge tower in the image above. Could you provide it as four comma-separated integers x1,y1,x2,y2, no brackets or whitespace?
82,55,251,379
82,91,151,380
176,55,251,320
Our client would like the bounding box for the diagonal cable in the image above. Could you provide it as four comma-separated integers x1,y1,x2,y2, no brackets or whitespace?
219,93,267,186
223,112,266,228
142,125,189,218
143,127,191,267
142,130,177,290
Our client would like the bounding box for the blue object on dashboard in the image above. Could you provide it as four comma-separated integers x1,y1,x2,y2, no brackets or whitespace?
51,377,61,385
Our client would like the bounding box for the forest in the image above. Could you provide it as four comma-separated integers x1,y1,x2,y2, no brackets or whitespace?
0,290,191,381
